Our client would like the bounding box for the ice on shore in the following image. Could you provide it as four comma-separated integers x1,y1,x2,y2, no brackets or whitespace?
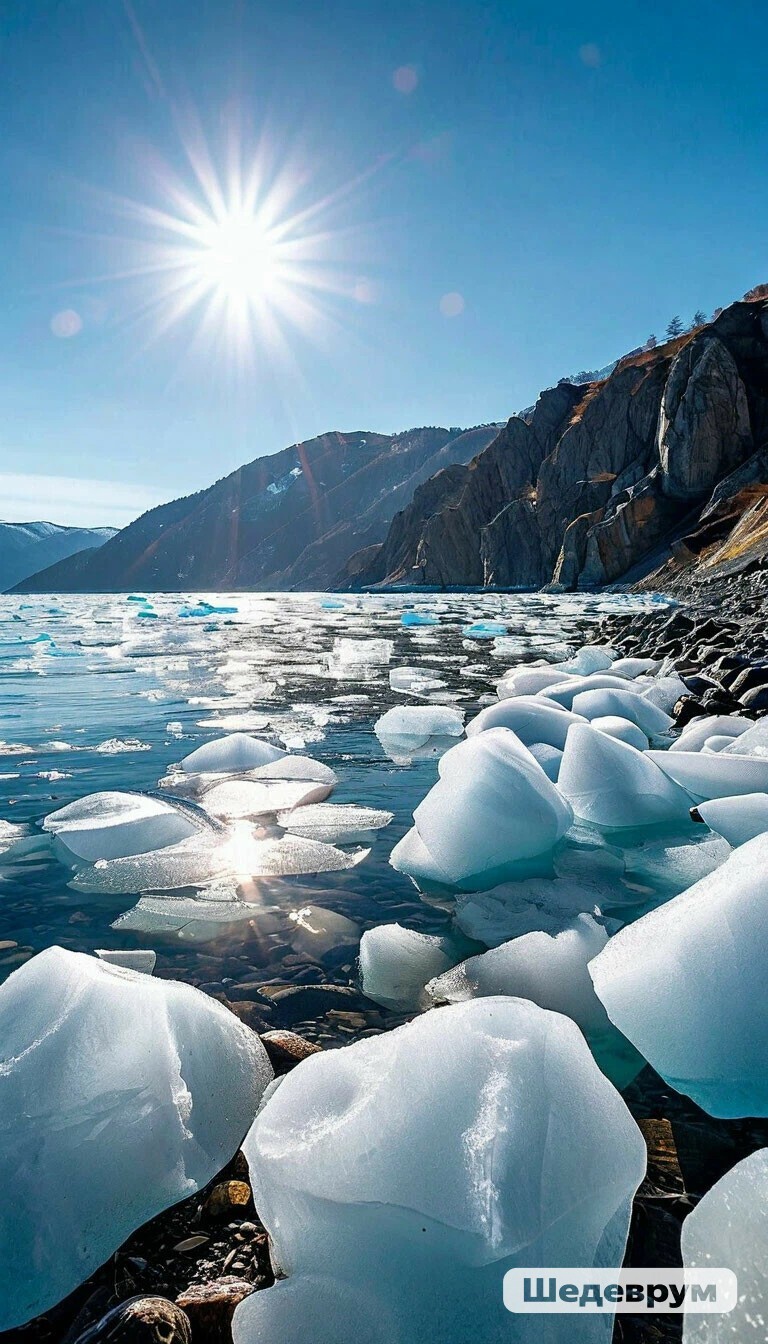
556,644,616,675
454,876,607,946
670,715,750,754
43,791,201,861
466,696,583,750
590,833,768,1116
527,741,563,780
559,723,693,829
496,665,575,699
0,947,273,1330
408,728,573,887
609,657,661,679
543,673,643,710
722,717,768,758
571,687,673,737
181,733,287,774
647,748,768,800
681,1148,766,1343
237,998,645,1344
359,923,467,1010
590,716,649,750
427,914,609,1033
95,948,157,973
694,793,768,847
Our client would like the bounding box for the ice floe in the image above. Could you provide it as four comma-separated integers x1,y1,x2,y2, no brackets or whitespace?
559,723,693,829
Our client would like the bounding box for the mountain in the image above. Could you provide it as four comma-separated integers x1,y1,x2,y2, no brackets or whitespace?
345,293,768,593
0,522,116,592
11,427,498,594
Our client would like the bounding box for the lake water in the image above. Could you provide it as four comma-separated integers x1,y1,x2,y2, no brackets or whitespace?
0,589,667,1043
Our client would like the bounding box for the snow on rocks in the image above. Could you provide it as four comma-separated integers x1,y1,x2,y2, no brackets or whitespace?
681,1149,767,1344
589,833,768,1117
236,998,645,1344
0,947,273,1330
559,723,693,829
43,791,206,861
403,728,573,888
180,733,287,774
359,923,469,1011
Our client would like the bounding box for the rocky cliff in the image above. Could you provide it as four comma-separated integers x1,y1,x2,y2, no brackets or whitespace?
347,295,768,592
12,426,496,593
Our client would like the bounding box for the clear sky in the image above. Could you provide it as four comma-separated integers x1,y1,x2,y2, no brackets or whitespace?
1,0,767,526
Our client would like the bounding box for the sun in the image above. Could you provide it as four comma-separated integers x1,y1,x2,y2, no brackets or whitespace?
192,213,281,305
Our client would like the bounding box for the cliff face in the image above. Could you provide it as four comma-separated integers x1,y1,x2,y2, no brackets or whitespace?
347,297,768,591
12,426,496,594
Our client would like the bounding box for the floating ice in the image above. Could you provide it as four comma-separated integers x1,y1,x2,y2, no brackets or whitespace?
43,791,200,862
462,619,507,638
237,998,646,1344
622,833,731,896
71,830,369,895
199,777,330,820
693,793,768,847
181,733,287,774
590,833,768,1116
374,705,464,759
409,728,573,887
647,748,768,800
287,905,361,962
389,825,454,888
359,923,467,1010
401,611,438,627
590,716,648,750
466,696,582,750
571,688,673,737
427,914,609,1033
681,1148,767,1344
95,948,157,973
389,666,446,696
277,804,393,843
454,876,608,946
559,723,693,829
0,947,272,1330
327,638,393,677
670,715,751,754
113,890,263,940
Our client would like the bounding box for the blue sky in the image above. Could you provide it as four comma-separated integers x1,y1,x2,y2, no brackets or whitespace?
1,0,767,526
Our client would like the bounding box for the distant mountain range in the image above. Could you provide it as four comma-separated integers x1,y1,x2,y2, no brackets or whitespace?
11,286,768,597
11,427,497,593
0,522,116,592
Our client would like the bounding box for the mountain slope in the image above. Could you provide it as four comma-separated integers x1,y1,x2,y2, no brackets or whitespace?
0,522,116,592
346,294,768,591
12,427,496,594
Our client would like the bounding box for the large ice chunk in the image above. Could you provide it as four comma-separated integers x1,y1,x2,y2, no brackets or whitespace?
671,715,751,754
359,923,467,1010
609,657,660,679
590,716,648,751
555,644,616,675
543,674,641,710
589,833,768,1116
43,791,200,861
454,875,608,946
571,688,673,737
410,728,573,887
181,733,287,773
559,723,693,829
426,915,610,1033
681,1148,767,1343
722,717,768,758
647,748,768,800
466,696,583,750
0,947,273,1329
496,665,575,699
374,706,464,758
694,793,768,847
199,777,330,820
236,998,646,1344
